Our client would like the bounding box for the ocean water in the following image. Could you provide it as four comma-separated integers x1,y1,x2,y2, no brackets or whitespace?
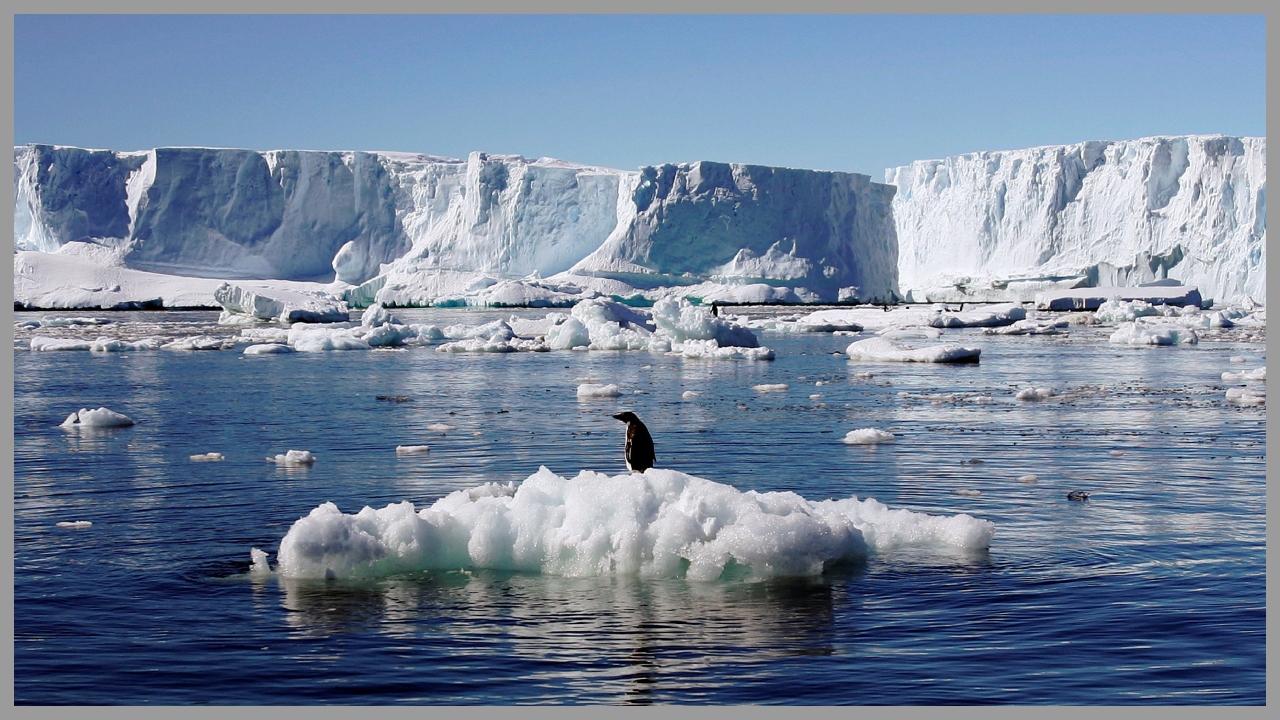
13,308,1266,704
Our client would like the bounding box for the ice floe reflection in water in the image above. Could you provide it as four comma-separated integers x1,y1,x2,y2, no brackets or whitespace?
13,307,1265,704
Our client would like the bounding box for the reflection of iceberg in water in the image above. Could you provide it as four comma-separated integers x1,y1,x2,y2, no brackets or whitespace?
271,570,858,702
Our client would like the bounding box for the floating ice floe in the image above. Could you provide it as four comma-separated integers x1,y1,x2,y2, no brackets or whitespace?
161,335,236,351
1015,387,1057,401
1017,474,1038,484
753,383,789,392
983,319,1066,335
30,336,166,352
1225,387,1265,406
264,467,995,581
396,445,431,455
215,282,350,324
1036,285,1204,312
846,336,980,363
269,450,316,466
954,489,982,496
39,316,112,327
577,383,623,398
190,452,225,462
425,423,454,433
842,428,895,445
1221,367,1266,382
243,343,295,355
1108,322,1198,346
877,327,943,340
60,407,135,428
56,521,93,528
681,391,700,399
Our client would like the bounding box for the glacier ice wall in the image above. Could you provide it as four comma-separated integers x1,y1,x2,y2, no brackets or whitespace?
887,135,1266,303
15,145,899,301
568,161,899,301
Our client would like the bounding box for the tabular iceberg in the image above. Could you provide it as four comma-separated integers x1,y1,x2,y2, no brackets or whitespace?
15,145,900,305
888,135,1266,304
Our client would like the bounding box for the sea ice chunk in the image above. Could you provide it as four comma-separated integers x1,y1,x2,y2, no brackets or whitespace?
843,428,895,444
753,384,789,392
269,450,316,466
846,336,980,363
244,343,295,355
395,445,431,454
1108,322,1198,346
577,383,622,398
60,407,136,428
190,452,225,462
1015,387,1057,401
272,467,995,580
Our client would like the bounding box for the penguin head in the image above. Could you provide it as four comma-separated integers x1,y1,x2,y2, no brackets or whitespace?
612,412,640,424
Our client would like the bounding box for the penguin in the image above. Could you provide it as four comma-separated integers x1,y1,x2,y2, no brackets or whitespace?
612,412,656,473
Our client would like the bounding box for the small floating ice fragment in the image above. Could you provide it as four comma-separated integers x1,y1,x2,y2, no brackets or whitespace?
426,423,454,433
56,520,93,528
954,489,982,496
1109,450,1125,457
249,548,272,574
810,394,822,399
1225,387,1266,405
269,450,316,466
1017,474,1038,484
753,383,789,392
681,391,700,399
190,452,225,462
842,428,895,445
60,407,135,428
396,445,431,455
1229,356,1247,363
577,383,622,398
1015,387,1057,401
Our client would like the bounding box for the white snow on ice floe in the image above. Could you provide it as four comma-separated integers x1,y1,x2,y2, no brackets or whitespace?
263,467,994,580
843,429,895,445
59,407,135,428
1108,322,1198,346
190,452,225,462
753,383,789,392
269,450,316,466
577,383,623,398
395,445,431,455
846,336,980,363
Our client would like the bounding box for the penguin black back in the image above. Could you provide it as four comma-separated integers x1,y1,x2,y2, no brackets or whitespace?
612,412,656,473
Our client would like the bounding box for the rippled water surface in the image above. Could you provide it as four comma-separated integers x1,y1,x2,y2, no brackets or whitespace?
13,308,1266,704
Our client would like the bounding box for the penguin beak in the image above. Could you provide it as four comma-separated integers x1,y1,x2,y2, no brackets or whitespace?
611,413,626,422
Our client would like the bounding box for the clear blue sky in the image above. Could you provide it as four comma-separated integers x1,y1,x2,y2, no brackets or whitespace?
14,14,1265,177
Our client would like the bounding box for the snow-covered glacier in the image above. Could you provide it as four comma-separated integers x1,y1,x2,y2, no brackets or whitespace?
888,135,1266,304
14,145,900,305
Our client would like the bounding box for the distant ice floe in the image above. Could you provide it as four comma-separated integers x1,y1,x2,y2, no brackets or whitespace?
56,521,93,528
1015,387,1057,401
269,450,316,466
577,383,623,398
259,467,994,581
753,383,789,392
681,391,700,399
846,336,980,363
983,319,1066,336
395,445,431,455
214,282,350,324
1108,322,1199,346
842,428,895,445
190,452,225,462
60,407,135,428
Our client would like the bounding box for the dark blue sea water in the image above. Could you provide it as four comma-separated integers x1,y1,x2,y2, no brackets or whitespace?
13,309,1266,704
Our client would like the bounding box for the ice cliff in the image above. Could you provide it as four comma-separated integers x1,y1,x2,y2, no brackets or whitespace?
887,135,1266,304
14,145,900,304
